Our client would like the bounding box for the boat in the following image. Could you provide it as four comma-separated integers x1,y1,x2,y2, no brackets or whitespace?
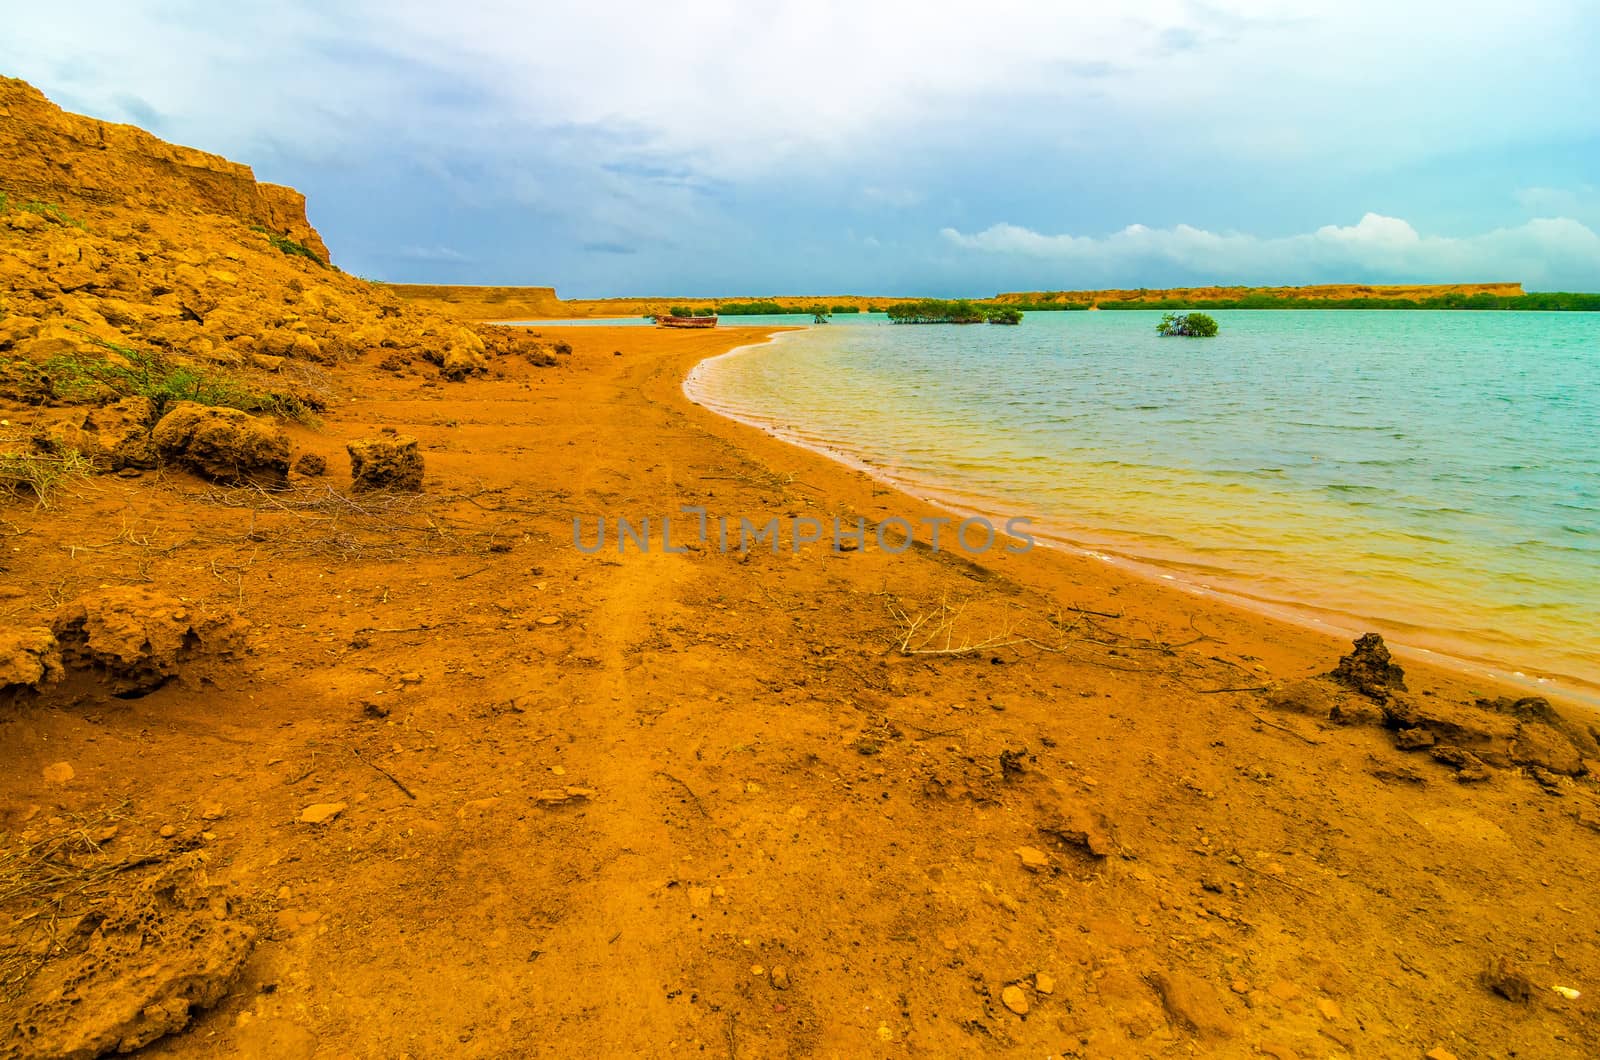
656,315,718,329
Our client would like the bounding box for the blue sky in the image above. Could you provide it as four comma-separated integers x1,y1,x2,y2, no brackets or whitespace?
5,2,1598,295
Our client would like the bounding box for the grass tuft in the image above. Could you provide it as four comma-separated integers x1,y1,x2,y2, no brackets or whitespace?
0,446,94,508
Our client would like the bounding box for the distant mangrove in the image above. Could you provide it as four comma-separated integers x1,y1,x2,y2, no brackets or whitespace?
886,300,1024,325
1089,292,1600,311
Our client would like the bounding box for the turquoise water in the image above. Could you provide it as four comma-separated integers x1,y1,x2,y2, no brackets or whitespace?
685,311,1600,698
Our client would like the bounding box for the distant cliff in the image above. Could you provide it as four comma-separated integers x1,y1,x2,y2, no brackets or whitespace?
384,284,568,320
0,76,329,263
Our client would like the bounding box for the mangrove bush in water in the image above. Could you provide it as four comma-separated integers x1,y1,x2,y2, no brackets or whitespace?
1157,312,1219,337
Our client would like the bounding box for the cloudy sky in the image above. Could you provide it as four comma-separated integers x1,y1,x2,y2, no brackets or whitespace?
5,2,1598,295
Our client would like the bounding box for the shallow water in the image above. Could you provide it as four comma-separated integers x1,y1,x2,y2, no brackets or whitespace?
684,311,1600,699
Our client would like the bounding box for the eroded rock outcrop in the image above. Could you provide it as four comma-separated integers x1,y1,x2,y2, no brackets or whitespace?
0,75,327,260
1266,633,1595,783
151,401,290,486
1328,632,1407,700
0,627,63,692
30,395,156,471
50,586,246,695
0,76,562,411
3,853,255,1059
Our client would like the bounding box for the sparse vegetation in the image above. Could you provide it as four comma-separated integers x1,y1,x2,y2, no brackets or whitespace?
0,445,94,507
249,224,325,266
986,308,1023,325
44,337,318,423
1157,311,1220,337
0,190,86,230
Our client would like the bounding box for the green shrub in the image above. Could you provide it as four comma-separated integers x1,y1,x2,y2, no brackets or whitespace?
1156,312,1220,337
886,299,987,324
985,307,1023,325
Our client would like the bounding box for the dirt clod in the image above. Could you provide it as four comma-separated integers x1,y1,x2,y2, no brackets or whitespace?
1395,727,1437,750
293,452,328,476
347,434,423,492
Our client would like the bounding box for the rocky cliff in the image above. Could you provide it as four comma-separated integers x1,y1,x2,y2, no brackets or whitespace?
0,77,328,262
0,77,566,449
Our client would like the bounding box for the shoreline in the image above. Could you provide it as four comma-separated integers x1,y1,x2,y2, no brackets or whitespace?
680,327,1598,710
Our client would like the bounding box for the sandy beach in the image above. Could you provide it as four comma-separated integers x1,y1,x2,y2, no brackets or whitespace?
7,319,1600,1056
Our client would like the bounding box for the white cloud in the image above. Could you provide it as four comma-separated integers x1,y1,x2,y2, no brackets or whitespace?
1516,186,1600,228
941,213,1600,288
3,1,1595,180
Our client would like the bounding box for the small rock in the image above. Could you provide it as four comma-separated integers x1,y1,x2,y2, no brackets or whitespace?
1229,978,1248,994
299,802,348,825
41,761,75,784
1147,969,1235,1037
1482,956,1533,1003
1015,846,1051,872
159,824,177,838
770,965,790,990
1001,984,1030,1015
1317,998,1342,1020
1431,745,1492,782
362,699,390,719
1034,973,1054,995
1327,632,1406,700
1394,727,1436,750
201,803,226,821
347,435,424,492
399,672,423,685
1425,1049,1459,1060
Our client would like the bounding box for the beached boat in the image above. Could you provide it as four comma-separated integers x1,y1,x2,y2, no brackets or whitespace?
656,315,718,329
